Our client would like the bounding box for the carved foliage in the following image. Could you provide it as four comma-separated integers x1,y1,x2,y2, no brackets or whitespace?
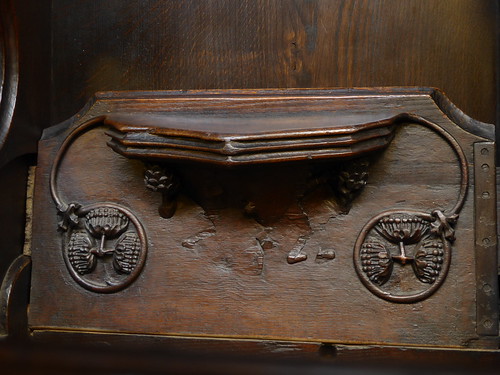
360,241,393,286
412,239,444,284
113,232,142,274
85,207,129,240
67,231,95,275
144,164,180,218
355,211,454,302
330,158,369,209
63,205,146,292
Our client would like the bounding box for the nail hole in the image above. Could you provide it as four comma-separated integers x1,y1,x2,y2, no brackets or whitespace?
482,192,490,199
482,238,491,246
319,343,337,358
482,163,490,172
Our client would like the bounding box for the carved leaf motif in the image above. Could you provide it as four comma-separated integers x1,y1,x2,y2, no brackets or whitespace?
412,239,444,284
113,231,142,274
360,241,393,286
85,207,129,239
67,231,96,275
338,160,369,194
144,165,179,194
376,214,429,245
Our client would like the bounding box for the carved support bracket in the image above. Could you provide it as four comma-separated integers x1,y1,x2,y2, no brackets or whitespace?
330,158,370,211
144,164,180,219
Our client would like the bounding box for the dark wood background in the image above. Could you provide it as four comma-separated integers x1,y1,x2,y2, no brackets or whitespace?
49,0,497,126
0,0,498,368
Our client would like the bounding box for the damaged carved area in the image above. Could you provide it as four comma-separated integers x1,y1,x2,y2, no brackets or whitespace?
143,157,371,271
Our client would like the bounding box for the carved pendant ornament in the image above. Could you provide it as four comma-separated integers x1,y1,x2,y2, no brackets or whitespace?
144,164,180,219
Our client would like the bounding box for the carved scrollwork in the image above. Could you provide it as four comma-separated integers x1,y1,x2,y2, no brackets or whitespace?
351,110,469,303
46,91,471,295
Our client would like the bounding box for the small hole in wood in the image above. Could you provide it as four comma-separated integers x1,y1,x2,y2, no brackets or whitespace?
319,343,337,358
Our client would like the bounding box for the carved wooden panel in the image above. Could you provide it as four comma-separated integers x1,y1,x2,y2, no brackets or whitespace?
29,88,497,348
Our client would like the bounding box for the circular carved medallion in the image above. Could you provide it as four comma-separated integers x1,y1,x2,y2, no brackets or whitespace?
63,203,147,293
353,210,451,303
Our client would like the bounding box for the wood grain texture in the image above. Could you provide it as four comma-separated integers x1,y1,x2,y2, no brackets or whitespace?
29,89,496,349
50,0,497,127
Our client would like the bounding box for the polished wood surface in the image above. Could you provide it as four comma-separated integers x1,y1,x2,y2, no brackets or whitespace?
1,0,497,281
50,0,497,126
0,0,498,367
29,89,496,349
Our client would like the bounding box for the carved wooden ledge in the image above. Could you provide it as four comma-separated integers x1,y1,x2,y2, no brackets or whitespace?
104,111,395,165
27,88,498,349
103,108,393,218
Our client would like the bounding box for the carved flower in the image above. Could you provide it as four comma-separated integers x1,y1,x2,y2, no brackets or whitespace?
376,214,430,245
85,207,129,239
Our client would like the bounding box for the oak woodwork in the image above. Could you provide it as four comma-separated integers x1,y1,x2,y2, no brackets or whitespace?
29,88,497,349
0,1,499,367
49,0,497,128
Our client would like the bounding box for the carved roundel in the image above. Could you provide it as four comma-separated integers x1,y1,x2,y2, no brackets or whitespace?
353,211,451,303
62,204,147,293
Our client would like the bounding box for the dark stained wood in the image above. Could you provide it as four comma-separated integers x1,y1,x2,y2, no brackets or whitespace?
49,0,497,127
0,0,498,367
4,337,500,375
29,89,496,349
0,0,50,321
0,255,31,339
24,331,500,372
0,0,50,166
0,156,31,280
0,0,18,164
